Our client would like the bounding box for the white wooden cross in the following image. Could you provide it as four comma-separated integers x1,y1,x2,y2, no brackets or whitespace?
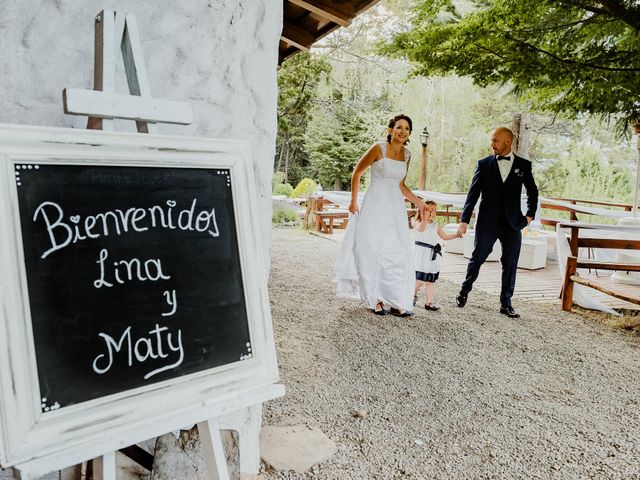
63,10,192,133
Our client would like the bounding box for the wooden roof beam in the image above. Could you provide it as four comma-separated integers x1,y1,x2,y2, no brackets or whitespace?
281,21,315,51
287,0,354,27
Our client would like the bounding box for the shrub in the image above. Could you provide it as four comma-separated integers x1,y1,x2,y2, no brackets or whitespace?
272,171,286,189
291,178,317,199
273,183,294,197
272,205,299,224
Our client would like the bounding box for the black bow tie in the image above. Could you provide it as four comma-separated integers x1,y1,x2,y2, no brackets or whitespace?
496,155,510,161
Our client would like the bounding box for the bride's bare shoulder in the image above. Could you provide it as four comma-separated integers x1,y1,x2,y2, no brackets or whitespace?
370,142,384,161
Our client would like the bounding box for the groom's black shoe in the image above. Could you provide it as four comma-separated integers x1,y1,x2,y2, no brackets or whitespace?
500,306,520,318
455,292,467,308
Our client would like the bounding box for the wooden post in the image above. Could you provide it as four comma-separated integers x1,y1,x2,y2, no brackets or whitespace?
632,116,640,217
419,144,429,191
569,226,579,256
197,420,230,480
217,404,263,476
90,452,116,480
418,126,430,191
562,256,577,311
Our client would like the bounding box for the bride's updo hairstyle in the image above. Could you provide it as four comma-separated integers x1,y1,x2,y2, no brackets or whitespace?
386,114,413,145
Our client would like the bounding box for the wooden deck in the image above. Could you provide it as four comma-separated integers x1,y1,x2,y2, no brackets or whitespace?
311,229,640,311
441,252,639,310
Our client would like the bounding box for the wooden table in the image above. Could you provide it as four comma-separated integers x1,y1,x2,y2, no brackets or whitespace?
315,211,349,234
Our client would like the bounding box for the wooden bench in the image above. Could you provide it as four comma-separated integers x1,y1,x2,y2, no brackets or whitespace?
317,208,420,233
560,222,640,311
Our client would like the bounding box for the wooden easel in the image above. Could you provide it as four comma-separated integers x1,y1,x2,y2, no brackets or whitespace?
63,10,192,133
57,10,264,480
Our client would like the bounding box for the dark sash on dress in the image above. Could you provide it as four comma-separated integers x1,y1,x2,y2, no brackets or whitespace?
415,241,442,261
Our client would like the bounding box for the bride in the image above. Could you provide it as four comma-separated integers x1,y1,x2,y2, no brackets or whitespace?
335,114,429,317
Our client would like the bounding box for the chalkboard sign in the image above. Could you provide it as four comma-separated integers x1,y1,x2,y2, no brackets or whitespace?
16,164,251,410
0,125,281,471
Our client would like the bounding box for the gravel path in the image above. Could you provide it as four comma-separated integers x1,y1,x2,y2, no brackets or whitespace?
263,227,640,480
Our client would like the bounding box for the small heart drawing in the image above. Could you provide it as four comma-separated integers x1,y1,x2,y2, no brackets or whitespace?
166,200,176,207
70,215,80,223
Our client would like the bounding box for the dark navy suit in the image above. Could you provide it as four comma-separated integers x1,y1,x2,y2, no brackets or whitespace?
459,154,538,307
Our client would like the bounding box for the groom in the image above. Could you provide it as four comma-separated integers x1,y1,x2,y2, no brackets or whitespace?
455,127,538,318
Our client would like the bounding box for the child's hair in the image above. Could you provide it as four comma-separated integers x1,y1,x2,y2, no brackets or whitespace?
415,200,437,223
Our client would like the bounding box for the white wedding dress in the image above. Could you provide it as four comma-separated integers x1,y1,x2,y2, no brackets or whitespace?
334,142,414,311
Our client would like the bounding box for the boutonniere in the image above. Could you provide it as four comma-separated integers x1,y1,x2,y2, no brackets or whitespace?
515,169,523,177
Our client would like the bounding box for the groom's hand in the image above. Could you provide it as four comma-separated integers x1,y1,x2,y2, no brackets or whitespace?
457,222,468,237
526,216,533,226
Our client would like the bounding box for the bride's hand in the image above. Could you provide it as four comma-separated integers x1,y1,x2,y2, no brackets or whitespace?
348,201,359,214
418,201,428,219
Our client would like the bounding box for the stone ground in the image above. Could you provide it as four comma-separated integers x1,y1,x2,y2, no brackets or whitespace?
260,226,640,480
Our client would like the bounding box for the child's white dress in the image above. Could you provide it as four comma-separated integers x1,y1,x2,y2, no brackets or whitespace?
414,222,442,282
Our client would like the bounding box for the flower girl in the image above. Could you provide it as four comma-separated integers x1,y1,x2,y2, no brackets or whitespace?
413,200,460,310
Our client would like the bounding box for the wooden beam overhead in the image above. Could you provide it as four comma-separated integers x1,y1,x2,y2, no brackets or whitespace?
287,0,354,27
281,21,315,51
280,0,380,64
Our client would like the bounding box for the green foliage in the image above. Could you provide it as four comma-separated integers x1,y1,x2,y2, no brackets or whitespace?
304,64,391,190
537,142,633,202
272,171,286,189
272,183,294,197
305,105,372,191
380,0,640,134
275,53,332,186
291,178,317,199
272,205,299,224
272,1,634,210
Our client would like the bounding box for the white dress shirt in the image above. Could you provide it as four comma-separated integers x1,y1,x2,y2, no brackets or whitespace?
497,151,514,183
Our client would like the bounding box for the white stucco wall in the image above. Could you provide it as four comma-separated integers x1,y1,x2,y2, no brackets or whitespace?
0,0,281,271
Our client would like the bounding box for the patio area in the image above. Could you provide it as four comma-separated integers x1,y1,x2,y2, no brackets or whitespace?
312,228,640,312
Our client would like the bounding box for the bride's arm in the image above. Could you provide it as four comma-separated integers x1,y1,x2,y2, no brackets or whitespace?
399,147,428,217
399,179,428,217
349,143,381,214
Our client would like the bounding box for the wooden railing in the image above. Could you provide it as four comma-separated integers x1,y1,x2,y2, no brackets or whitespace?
428,194,633,226
560,222,640,311
541,197,633,226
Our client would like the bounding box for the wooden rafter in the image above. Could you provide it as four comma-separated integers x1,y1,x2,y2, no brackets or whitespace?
282,21,315,51
288,0,354,27
279,0,380,64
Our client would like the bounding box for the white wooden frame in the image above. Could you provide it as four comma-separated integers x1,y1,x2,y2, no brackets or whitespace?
0,123,283,477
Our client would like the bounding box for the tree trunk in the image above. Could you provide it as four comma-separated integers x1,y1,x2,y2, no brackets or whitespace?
275,140,285,174
283,142,290,184
334,177,341,190
511,113,531,158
